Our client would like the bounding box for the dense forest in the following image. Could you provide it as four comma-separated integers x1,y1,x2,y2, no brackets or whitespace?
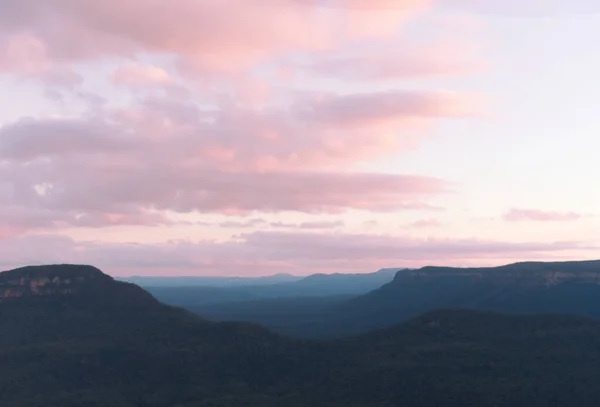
2,264,600,406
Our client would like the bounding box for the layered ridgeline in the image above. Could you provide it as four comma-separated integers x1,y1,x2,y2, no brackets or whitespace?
192,260,600,338
4,265,600,406
135,268,401,307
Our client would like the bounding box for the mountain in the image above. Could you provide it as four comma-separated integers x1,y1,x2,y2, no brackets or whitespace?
285,268,401,294
4,264,600,406
144,268,401,307
0,264,159,307
337,259,600,335
119,273,302,287
192,260,600,338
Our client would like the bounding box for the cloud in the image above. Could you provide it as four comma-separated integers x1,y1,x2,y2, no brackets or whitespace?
0,205,175,236
0,86,466,231
299,90,476,127
2,160,451,228
0,0,434,77
0,89,475,168
212,219,345,230
0,32,83,91
0,117,133,160
306,41,483,81
439,0,600,16
112,63,173,87
217,218,268,229
503,209,583,222
0,0,489,89
0,232,595,276
0,0,497,274
0,33,51,74
298,220,346,229
408,218,443,228
0,1,321,65
269,220,346,229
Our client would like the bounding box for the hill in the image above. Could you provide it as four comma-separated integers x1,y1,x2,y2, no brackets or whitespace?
5,264,600,406
143,268,400,307
192,260,600,338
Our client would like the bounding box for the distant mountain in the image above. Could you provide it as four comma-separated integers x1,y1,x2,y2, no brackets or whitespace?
119,272,302,287
192,260,600,338
4,264,600,407
144,268,402,307
289,268,401,293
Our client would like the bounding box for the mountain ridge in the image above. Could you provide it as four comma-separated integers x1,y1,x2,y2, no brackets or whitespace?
4,263,600,406
191,259,600,338
0,264,159,307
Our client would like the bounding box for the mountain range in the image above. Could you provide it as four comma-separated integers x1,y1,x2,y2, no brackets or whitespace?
3,262,600,406
119,273,303,288
138,268,401,307
188,260,600,338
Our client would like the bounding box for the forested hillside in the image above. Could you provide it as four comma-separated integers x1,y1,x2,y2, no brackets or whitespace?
192,260,600,338
2,264,600,407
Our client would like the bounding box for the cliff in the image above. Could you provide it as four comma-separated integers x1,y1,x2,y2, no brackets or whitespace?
393,260,600,286
0,264,159,307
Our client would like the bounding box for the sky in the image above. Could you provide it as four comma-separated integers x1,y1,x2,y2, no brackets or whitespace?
1,0,599,276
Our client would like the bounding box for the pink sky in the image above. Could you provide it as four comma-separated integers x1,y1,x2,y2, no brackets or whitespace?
1,0,599,276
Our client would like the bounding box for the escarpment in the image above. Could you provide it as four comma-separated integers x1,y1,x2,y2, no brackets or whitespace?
0,264,159,307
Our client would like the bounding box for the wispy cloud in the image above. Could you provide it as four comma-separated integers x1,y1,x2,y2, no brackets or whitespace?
503,208,583,222
1,232,595,276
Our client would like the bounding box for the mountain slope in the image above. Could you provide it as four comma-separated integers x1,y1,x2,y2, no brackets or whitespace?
337,259,600,335
192,260,600,338
0,265,310,407
4,264,600,407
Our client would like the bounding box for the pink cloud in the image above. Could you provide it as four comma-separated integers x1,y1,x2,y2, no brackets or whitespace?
298,221,346,229
2,159,451,225
0,85,468,230
0,205,175,236
323,0,430,38
0,226,25,239
301,90,476,127
408,218,443,228
0,0,494,274
0,33,50,74
0,33,83,90
215,219,345,230
504,209,583,222
112,63,172,87
438,0,600,16
0,0,327,58
218,219,268,229
307,41,484,81
0,117,134,161
0,0,431,76
0,0,489,85
0,232,596,276
86,90,473,173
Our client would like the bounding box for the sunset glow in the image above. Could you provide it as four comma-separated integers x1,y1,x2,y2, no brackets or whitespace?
1,0,599,275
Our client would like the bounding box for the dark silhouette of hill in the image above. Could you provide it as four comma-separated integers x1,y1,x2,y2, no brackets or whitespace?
0,264,159,308
143,268,400,307
191,260,600,338
5,264,600,406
